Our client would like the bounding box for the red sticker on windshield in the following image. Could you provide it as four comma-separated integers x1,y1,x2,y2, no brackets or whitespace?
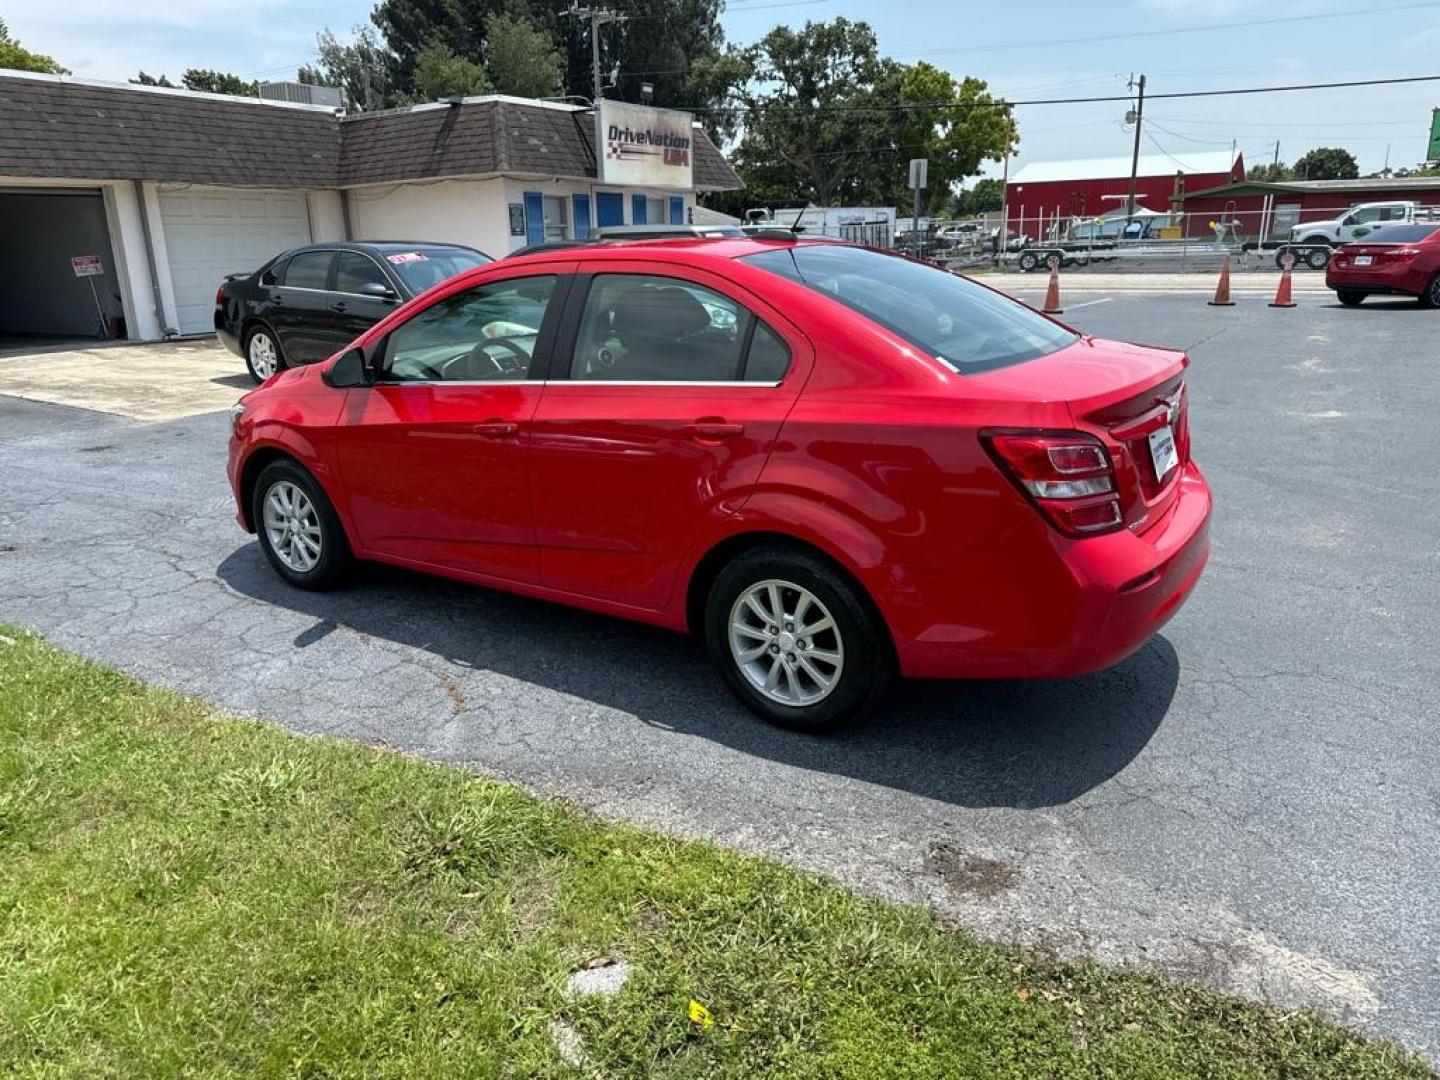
386,252,428,264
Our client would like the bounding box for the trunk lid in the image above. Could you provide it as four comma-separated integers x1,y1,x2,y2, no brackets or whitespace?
974,336,1190,533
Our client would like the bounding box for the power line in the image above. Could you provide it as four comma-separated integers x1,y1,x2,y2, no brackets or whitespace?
691,73,1440,115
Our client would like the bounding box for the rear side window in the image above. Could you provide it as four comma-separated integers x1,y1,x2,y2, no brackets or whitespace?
281,251,334,290
570,274,788,382
334,252,388,293
744,245,1077,374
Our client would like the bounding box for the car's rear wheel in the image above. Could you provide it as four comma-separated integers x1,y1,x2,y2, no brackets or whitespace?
244,325,286,384
705,546,894,732
252,459,352,590
1336,290,1365,307
1419,274,1440,309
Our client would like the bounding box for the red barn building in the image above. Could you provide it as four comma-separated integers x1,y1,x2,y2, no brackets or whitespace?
1005,150,1244,240
1182,176,1440,243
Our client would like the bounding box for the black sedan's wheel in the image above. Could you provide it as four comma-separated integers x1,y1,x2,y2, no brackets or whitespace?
1336,290,1365,307
706,546,894,732
244,325,286,384
252,460,353,590
1420,274,1440,309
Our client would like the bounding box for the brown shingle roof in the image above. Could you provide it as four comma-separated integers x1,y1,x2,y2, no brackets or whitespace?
0,74,339,187
0,74,743,191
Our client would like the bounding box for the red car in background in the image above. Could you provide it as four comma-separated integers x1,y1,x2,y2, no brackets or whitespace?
227,238,1211,731
1326,223,1440,307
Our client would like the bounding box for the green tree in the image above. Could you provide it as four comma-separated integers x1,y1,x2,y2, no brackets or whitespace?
181,69,258,96
954,177,1003,215
298,26,400,111
1292,147,1359,180
1247,162,1294,182
410,41,491,101
712,20,1009,211
484,13,561,99
0,18,66,73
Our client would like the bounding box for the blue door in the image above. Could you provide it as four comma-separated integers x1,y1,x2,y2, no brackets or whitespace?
669,196,684,225
573,194,592,239
596,191,624,227
523,191,545,246
631,194,647,225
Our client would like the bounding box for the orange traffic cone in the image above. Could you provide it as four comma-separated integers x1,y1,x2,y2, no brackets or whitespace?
1269,255,1297,308
1042,258,1063,314
1208,257,1235,306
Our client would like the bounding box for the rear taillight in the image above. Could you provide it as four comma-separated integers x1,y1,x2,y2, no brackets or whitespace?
984,431,1124,537
1395,248,1424,258
214,286,225,309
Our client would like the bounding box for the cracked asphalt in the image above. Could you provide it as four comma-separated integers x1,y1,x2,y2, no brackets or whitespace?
2,291,1437,1057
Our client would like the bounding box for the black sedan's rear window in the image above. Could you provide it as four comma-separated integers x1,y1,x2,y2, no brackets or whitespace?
742,245,1077,374
1354,224,1440,244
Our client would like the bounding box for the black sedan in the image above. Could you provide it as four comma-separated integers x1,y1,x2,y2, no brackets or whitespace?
216,242,492,382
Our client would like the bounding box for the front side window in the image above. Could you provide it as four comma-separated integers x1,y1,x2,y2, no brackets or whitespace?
334,252,389,294
570,274,788,382
744,244,1077,374
383,275,556,383
281,251,334,290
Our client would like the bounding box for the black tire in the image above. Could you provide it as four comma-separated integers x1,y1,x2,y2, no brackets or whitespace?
705,545,895,732
251,459,353,590
243,324,287,384
1017,251,1039,273
1305,246,1331,271
1419,274,1440,309
1336,290,1365,307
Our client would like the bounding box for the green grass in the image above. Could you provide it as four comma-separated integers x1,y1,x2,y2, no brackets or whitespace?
0,626,1431,1079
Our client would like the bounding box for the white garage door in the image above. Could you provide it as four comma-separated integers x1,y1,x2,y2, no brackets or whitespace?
159,188,311,334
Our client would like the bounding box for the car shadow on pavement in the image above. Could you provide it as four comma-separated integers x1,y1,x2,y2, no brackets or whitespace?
216,544,1177,809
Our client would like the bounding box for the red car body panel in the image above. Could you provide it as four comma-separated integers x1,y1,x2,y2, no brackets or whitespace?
1326,230,1440,297
229,239,1211,680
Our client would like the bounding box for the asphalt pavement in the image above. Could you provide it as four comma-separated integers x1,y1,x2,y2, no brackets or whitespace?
1,289,1436,1057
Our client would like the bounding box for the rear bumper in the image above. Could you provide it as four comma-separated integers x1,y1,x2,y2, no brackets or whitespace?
893,461,1212,679
217,321,243,357
1326,265,1425,296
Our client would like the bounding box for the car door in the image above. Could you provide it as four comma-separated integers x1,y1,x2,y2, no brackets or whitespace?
334,266,575,584
332,250,401,346
528,263,812,611
269,249,340,364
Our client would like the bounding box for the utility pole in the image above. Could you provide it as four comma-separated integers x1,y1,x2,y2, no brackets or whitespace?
1125,72,1146,222
997,103,1013,254
567,5,627,184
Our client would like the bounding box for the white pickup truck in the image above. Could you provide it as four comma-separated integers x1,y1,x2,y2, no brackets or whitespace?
1290,201,1437,246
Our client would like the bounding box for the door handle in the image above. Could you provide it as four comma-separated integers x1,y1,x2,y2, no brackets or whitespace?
472,420,519,438
269,292,284,304
686,420,745,442
330,300,348,312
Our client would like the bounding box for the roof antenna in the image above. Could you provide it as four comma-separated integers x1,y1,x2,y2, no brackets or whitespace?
788,204,805,232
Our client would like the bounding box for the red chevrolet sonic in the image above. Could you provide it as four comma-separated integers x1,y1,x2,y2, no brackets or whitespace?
227,237,1211,731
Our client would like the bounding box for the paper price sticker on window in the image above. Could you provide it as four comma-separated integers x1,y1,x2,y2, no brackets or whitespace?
385,252,427,265
71,255,104,278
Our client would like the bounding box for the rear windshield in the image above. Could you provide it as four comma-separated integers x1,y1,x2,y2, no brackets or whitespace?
742,245,1077,374
381,246,493,292
1357,224,1440,244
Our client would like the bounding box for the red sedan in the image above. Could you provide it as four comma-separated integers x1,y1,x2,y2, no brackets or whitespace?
1326,223,1440,306
227,238,1211,730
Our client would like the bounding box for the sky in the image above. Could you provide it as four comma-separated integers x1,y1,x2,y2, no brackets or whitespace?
9,0,1440,180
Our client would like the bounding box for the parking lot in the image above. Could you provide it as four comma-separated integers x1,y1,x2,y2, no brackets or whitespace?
1,284,1436,1057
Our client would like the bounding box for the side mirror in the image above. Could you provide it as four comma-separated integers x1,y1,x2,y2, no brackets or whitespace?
360,281,398,301
323,347,370,389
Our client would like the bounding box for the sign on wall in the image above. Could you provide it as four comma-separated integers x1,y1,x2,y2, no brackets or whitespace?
70,254,104,278
598,100,694,189
508,203,526,236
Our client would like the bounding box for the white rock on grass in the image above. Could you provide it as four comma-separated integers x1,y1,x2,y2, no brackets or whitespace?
565,958,632,998
550,1019,585,1067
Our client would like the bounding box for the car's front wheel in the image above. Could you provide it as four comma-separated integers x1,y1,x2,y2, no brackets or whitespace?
1336,290,1365,307
244,325,286,384
1419,274,1440,309
705,546,894,732
252,459,353,590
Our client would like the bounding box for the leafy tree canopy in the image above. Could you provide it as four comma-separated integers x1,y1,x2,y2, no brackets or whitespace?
298,26,400,112
1292,147,1359,181
953,176,1003,215
484,13,561,100
410,41,491,101
1247,162,1294,183
0,18,67,73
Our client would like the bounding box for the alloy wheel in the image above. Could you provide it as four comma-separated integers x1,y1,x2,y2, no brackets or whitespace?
728,579,845,707
249,332,278,380
262,480,323,573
